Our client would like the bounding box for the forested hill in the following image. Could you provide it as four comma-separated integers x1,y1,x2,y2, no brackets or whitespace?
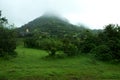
17,13,92,38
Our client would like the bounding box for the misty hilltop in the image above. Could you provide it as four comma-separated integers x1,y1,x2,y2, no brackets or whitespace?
18,13,86,38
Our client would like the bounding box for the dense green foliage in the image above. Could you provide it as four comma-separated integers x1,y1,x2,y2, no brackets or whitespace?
0,11,17,57
92,24,120,61
36,38,63,56
24,33,79,56
91,45,113,61
63,43,78,56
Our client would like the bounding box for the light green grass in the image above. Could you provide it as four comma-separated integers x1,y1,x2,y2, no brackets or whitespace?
0,46,120,80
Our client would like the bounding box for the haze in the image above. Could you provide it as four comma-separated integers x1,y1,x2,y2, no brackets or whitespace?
0,0,120,29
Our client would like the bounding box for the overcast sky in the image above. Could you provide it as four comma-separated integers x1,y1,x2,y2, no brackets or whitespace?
0,0,120,29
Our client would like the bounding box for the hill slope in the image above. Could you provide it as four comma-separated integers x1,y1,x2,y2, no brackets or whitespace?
18,13,83,37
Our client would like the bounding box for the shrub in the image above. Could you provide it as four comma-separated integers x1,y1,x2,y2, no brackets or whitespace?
0,26,17,57
91,45,113,61
24,37,37,48
39,38,63,56
95,24,120,62
80,42,95,53
63,43,78,56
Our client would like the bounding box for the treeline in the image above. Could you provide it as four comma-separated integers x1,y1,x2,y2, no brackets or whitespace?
24,24,120,62
92,24,120,61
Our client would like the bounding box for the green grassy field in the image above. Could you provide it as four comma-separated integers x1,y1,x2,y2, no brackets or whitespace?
0,46,120,80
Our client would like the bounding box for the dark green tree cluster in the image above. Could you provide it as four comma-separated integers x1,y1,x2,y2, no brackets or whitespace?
24,30,79,56
23,23,120,62
0,11,17,57
38,38,63,56
78,30,96,53
91,24,120,61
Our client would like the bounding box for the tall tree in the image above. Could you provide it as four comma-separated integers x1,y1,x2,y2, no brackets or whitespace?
92,24,120,61
0,11,17,57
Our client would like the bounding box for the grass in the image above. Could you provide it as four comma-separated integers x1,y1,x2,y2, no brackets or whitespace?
0,46,120,80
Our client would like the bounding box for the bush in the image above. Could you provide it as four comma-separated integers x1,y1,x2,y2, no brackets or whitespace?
106,39,120,60
0,26,17,57
39,38,63,56
95,24,120,62
80,42,95,53
63,43,78,56
24,37,37,48
91,45,113,61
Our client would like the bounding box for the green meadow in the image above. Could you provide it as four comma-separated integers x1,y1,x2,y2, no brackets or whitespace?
0,46,120,80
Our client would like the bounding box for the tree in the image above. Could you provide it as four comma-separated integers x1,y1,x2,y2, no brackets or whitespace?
92,24,120,61
39,38,63,56
63,43,78,56
91,45,113,61
0,11,17,57
79,30,96,53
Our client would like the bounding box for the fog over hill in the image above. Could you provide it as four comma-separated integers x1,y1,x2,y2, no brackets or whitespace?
18,12,93,38
1,0,120,29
